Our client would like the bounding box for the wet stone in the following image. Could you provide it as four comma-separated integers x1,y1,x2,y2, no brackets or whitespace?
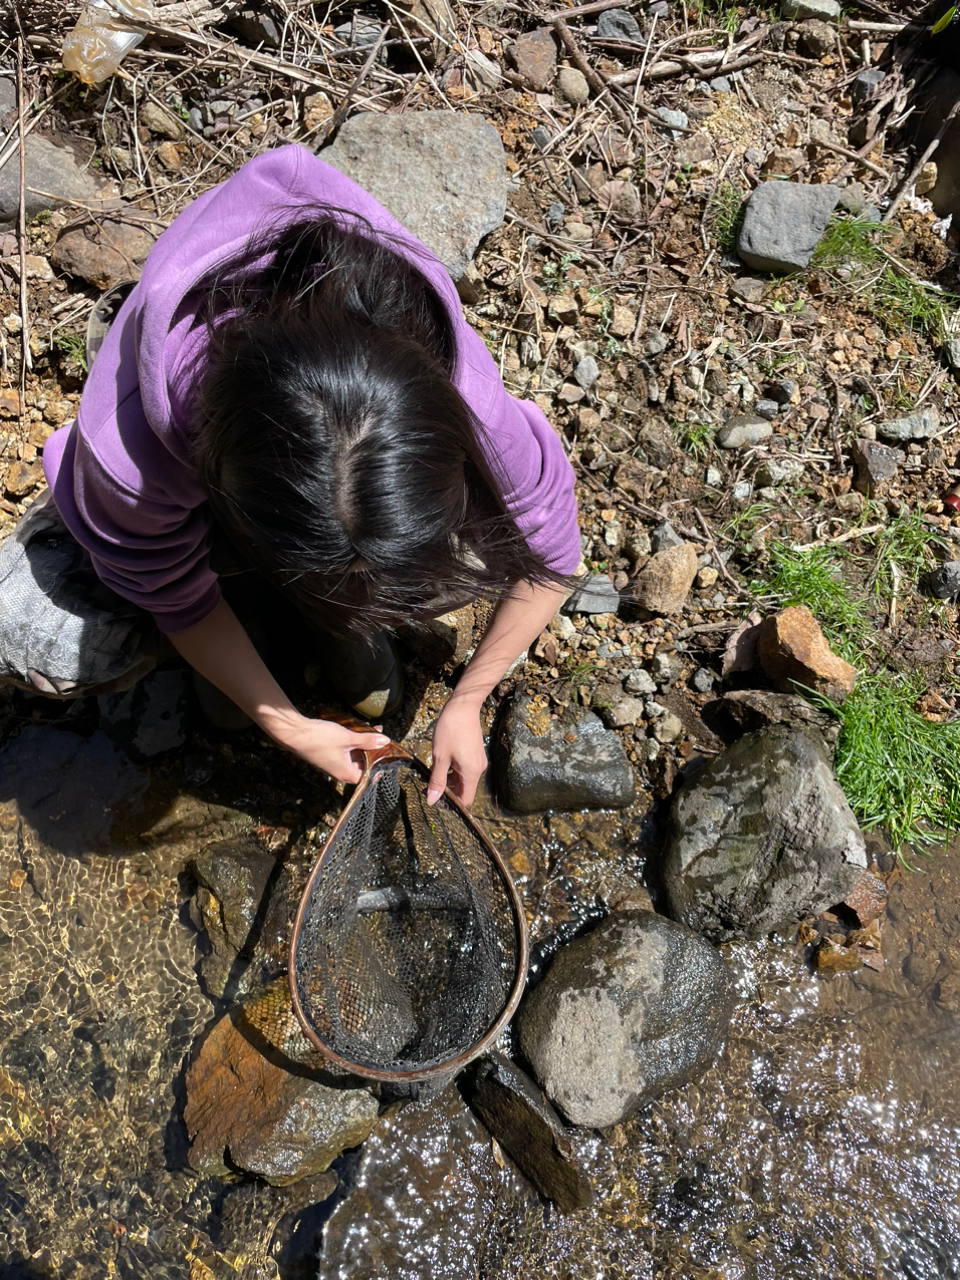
712,688,840,745
843,870,888,926
190,836,278,997
98,666,190,759
516,910,736,1128
184,979,379,1184
663,724,867,942
469,1053,595,1211
493,693,636,813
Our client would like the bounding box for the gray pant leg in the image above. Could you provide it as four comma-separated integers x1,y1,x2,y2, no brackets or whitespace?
0,492,164,698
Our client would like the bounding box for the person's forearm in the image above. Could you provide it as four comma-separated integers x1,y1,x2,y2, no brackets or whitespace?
450,579,570,707
168,598,300,738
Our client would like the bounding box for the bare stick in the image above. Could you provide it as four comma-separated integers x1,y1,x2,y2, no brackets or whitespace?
13,18,31,380
882,88,960,224
313,23,389,147
694,508,743,592
812,135,889,179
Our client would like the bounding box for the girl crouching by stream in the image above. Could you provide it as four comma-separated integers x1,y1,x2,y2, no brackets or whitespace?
0,144,580,806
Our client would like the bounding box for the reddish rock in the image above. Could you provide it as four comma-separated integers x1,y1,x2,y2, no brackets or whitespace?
632,542,699,615
757,605,858,704
843,870,888,925
0,388,21,417
509,28,557,90
184,980,379,1185
51,213,157,290
4,459,42,498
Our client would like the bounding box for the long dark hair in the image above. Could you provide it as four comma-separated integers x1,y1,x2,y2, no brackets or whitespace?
190,206,569,638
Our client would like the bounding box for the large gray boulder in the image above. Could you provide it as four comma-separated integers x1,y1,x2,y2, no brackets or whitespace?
662,724,867,941
516,911,735,1128
320,112,507,279
493,693,635,812
736,181,840,274
0,133,104,228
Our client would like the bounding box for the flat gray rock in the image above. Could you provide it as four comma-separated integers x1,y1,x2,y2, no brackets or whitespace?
470,1053,594,1211
662,724,867,942
736,181,840,274
876,408,940,442
516,910,736,1128
782,0,840,17
493,693,635,813
0,135,104,229
562,572,620,614
320,112,506,279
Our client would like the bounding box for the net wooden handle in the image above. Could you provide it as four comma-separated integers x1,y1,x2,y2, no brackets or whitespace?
317,707,411,765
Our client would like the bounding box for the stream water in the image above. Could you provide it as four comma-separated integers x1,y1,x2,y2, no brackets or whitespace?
0,719,958,1280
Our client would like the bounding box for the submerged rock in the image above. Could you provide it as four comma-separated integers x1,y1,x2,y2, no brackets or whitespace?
662,724,867,941
98,666,190,759
184,979,378,1185
320,113,506,279
190,836,279,997
469,1053,594,1211
493,693,635,812
516,911,735,1128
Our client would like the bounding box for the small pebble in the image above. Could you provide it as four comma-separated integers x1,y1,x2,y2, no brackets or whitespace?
624,669,657,695
732,481,752,503
644,331,669,355
574,356,600,390
692,667,715,693
557,66,590,105
754,399,779,420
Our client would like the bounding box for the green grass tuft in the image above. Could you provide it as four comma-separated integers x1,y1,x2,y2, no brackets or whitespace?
753,542,960,856
811,215,957,345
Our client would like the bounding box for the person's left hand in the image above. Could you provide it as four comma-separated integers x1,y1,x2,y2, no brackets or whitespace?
427,694,487,806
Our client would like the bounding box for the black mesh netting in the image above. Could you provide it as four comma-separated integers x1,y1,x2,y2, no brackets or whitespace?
292,759,522,1076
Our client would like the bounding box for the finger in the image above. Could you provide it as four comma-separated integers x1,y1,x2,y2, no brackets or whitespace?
347,731,390,748
426,753,451,805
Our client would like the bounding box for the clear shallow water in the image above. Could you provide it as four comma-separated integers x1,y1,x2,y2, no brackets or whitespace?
0,722,958,1279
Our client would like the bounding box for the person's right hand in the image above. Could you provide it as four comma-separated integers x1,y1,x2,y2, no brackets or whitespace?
271,712,388,784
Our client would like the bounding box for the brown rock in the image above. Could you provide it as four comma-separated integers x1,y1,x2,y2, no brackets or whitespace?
155,141,182,171
0,388,22,417
304,91,334,131
51,212,157,290
632,543,699,615
510,28,557,90
757,605,858,704
613,457,648,501
184,980,379,1185
762,147,806,177
715,688,840,745
4,459,42,498
843,870,887,925
138,101,185,140
814,937,862,975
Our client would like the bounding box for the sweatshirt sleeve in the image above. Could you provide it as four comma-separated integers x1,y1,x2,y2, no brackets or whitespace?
45,391,221,635
454,324,581,575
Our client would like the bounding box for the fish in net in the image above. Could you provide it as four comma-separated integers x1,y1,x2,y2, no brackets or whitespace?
290,737,527,1082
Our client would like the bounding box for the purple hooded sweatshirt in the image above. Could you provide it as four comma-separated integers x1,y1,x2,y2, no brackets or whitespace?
43,145,580,634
